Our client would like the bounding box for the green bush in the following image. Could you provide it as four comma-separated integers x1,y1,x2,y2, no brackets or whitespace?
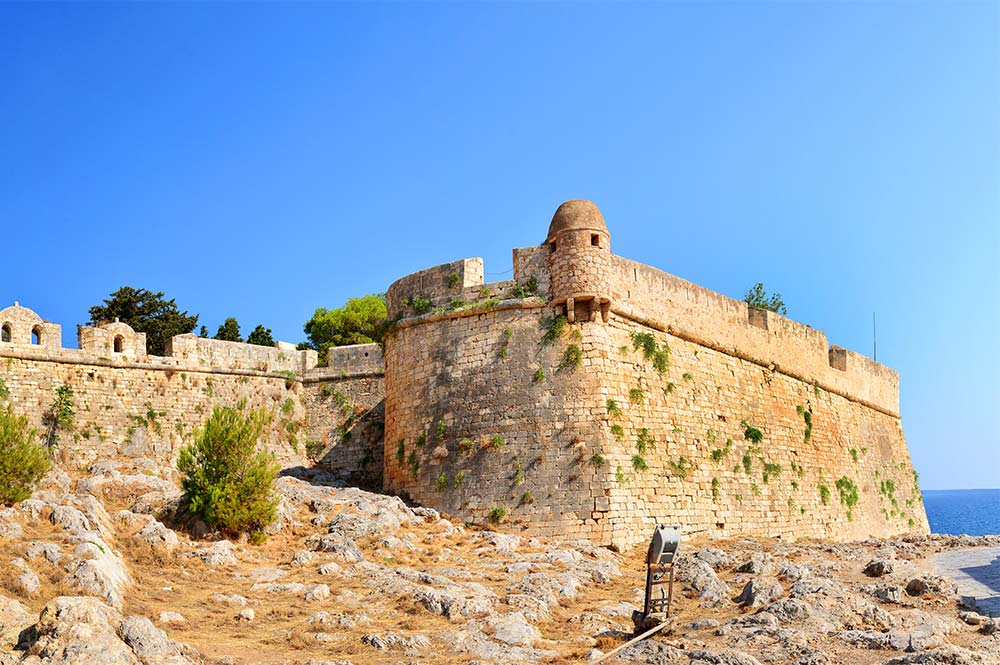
0,405,52,505
177,405,279,541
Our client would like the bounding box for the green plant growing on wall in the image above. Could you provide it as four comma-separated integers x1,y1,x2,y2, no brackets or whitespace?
629,331,670,374
0,377,8,401
762,462,781,484
741,452,753,474
533,368,545,383
711,477,720,502
406,295,432,315
849,448,859,463
45,384,75,447
682,372,693,381
511,275,539,298
457,438,474,455
447,271,461,288
0,404,52,505
628,388,645,405
396,438,405,464
667,457,690,479
520,491,535,505
743,283,787,315
540,315,567,345
610,424,624,441
741,420,764,444
454,470,465,488
559,344,582,370
305,439,325,460
415,432,426,448
487,506,507,524
790,460,804,478
590,453,606,469
835,476,859,520
605,399,622,418
635,428,656,455
750,482,761,496
435,420,446,441
435,472,448,493
487,434,504,449
879,478,896,500
407,450,420,475
710,438,733,463
281,397,295,416
665,382,676,394
615,466,629,484
631,454,648,471
796,405,813,444
513,460,524,485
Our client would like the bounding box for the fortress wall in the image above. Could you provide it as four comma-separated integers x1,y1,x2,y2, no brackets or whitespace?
325,343,384,376
302,350,386,488
609,256,899,415
0,348,307,468
382,301,617,542
301,378,384,489
593,314,926,549
165,334,317,373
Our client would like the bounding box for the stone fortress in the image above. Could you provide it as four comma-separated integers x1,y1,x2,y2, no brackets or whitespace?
0,200,928,551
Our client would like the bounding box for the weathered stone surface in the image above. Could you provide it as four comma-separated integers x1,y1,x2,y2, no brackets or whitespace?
0,593,34,650
491,612,539,646
28,596,136,665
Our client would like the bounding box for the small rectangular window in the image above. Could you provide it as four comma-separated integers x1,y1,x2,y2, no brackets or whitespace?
591,234,600,247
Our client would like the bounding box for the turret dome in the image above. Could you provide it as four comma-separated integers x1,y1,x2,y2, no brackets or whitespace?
545,200,607,244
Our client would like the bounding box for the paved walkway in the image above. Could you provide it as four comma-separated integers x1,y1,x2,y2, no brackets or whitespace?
931,546,1000,617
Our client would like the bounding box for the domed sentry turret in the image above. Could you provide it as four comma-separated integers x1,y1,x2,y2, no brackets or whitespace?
545,200,612,323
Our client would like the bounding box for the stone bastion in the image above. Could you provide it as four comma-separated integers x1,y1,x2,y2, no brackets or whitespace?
381,200,929,550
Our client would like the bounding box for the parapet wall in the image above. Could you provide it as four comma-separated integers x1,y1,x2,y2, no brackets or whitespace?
609,257,899,415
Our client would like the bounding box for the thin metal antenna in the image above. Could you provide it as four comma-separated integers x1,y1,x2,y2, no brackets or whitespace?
873,311,877,362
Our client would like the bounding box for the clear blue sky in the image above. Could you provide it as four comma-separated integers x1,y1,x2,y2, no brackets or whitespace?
2,2,997,490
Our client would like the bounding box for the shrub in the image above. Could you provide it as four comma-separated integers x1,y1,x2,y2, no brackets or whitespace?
487,434,505,449
590,453,606,468
631,454,648,471
435,472,448,493
540,315,567,345
177,405,279,540
559,344,582,370
628,387,645,405
0,405,52,505
836,477,859,520
605,399,622,418
743,283,787,315
487,506,507,524
635,428,656,455
610,424,624,441
46,384,75,445
533,368,545,383
711,477,720,502
741,420,764,444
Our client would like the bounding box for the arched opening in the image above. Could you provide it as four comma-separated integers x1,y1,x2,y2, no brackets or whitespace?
0,324,10,343
113,335,124,353
31,326,41,345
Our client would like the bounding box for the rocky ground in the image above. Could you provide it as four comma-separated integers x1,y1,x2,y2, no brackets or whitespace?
0,458,998,665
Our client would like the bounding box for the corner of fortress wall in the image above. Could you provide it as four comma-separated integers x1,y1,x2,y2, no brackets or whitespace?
0,302,385,484
380,202,928,550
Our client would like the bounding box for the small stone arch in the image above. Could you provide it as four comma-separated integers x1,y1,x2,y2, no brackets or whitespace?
0,323,10,343
113,335,125,353
31,326,42,345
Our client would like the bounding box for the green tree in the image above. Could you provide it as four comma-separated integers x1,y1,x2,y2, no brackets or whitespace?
199,326,209,338
88,287,199,356
0,404,52,505
214,318,243,342
743,283,787,315
302,294,387,363
177,404,279,541
246,325,275,347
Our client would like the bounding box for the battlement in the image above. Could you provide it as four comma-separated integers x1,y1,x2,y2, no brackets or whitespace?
0,302,318,376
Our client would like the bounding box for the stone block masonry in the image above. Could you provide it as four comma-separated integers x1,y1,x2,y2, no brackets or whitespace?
0,302,381,477
382,200,928,550
0,198,929,551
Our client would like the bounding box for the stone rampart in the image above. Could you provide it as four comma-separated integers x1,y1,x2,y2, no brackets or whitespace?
381,200,928,549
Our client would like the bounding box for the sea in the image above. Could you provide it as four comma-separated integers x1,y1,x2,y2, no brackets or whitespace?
923,489,1000,536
